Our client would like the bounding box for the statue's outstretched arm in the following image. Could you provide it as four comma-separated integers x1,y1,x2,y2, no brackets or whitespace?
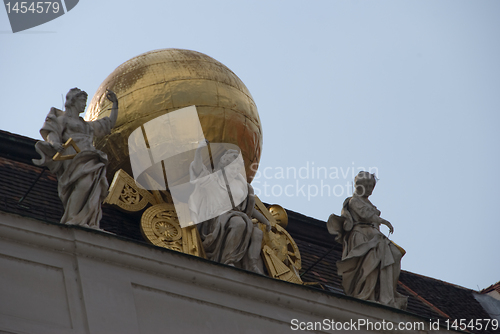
251,208,271,231
106,89,119,128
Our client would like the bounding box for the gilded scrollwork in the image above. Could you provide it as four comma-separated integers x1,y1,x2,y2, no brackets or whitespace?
141,203,183,251
104,169,157,212
119,184,142,206
140,203,204,256
105,169,205,258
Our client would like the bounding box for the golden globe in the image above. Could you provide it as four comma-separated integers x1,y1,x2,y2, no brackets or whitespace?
85,49,263,183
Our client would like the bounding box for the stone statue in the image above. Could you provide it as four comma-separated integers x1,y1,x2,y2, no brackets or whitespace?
33,88,119,229
327,171,407,309
189,140,271,274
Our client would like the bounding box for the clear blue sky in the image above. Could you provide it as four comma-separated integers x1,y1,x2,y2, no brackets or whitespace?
1,0,499,291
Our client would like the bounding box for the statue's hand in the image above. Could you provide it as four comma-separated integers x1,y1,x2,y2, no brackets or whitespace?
198,139,209,148
106,89,118,104
52,142,64,152
383,219,394,234
263,219,271,232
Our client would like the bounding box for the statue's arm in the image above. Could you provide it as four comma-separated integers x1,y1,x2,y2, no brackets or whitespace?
87,90,118,139
350,197,394,233
90,89,119,138
46,131,64,152
381,219,394,234
251,208,271,231
106,89,119,128
39,109,65,152
192,140,208,177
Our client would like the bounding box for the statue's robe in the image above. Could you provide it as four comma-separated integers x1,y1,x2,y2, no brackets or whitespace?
328,196,408,310
188,161,258,269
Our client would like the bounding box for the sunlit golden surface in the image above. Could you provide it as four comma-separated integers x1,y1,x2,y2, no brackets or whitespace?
85,49,262,183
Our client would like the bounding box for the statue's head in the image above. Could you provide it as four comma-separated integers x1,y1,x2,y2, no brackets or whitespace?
354,171,377,197
65,88,88,112
218,149,244,180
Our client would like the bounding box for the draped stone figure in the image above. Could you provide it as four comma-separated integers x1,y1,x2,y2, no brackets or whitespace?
33,88,119,228
189,141,271,274
327,171,407,309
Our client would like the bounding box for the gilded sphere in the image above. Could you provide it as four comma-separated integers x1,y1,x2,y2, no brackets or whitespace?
85,49,262,183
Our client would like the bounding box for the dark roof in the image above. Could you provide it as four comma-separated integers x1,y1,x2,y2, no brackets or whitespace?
482,281,500,295
0,129,497,333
